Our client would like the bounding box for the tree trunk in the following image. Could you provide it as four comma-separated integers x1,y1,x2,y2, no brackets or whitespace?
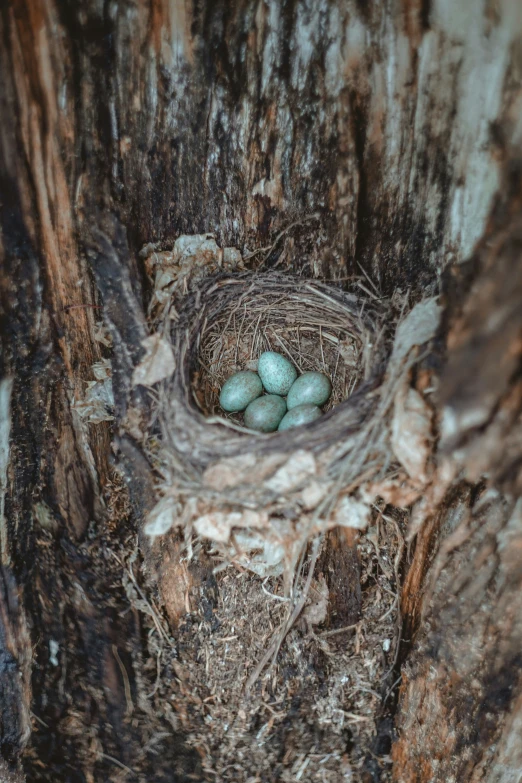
0,1,521,781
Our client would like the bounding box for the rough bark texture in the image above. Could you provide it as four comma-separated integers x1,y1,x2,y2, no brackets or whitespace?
1,1,522,781
393,179,522,781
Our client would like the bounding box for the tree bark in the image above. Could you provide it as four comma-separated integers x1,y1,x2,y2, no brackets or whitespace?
1,1,521,781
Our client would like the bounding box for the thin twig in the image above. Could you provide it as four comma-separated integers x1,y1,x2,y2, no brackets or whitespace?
319,622,361,638
244,537,322,693
112,644,134,716
100,752,137,778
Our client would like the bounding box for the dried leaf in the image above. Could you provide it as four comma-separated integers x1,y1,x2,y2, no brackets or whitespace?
332,495,370,530
233,530,286,577
144,496,179,537
175,233,222,265
203,453,286,490
362,477,422,508
132,334,175,387
300,480,333,510
144,235,243,317
265,450,317,494
93,323,112,347
203,454,258,490
302,576,329,627
391,298,441,363
193,509,268,543
92,358,111,381
72,358,114,423
73,380,114,423
391,385,433,485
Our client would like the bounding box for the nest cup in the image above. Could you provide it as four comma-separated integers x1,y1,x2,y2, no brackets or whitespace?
195,276,367,421
159,272,381,480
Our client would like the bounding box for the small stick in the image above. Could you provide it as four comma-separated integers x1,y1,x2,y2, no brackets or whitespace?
100,752,136,777
319,622,362,638
356,259,380,296
112,644,134,717
244,537,321,693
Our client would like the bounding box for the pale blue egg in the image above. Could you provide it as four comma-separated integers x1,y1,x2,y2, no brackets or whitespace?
257,351,297,395
278,403,322,431
244,395,287,432
219,371,263,412
287,372,332,410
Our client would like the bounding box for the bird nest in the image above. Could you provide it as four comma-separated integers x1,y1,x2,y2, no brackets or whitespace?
138,234,440,580
144,269,399,580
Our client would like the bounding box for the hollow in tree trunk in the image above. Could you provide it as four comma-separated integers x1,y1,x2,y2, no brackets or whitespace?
1,1,522,781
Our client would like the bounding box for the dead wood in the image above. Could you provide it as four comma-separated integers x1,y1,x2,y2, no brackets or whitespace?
0,1,521,782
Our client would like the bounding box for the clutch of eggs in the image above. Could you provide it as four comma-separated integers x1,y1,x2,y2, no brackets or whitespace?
218,351,332,432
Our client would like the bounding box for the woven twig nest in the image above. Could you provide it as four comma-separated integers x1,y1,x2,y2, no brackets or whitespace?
169,272,380,454
137,232,441,582
146,270,398,579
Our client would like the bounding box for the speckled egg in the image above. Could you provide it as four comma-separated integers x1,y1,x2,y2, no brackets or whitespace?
287,372,332,410
219,371,263,412
244,395,287,432
278,403,322,431
257,352,297,395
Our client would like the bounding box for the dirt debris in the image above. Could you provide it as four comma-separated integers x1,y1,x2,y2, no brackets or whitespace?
138,508,403,782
